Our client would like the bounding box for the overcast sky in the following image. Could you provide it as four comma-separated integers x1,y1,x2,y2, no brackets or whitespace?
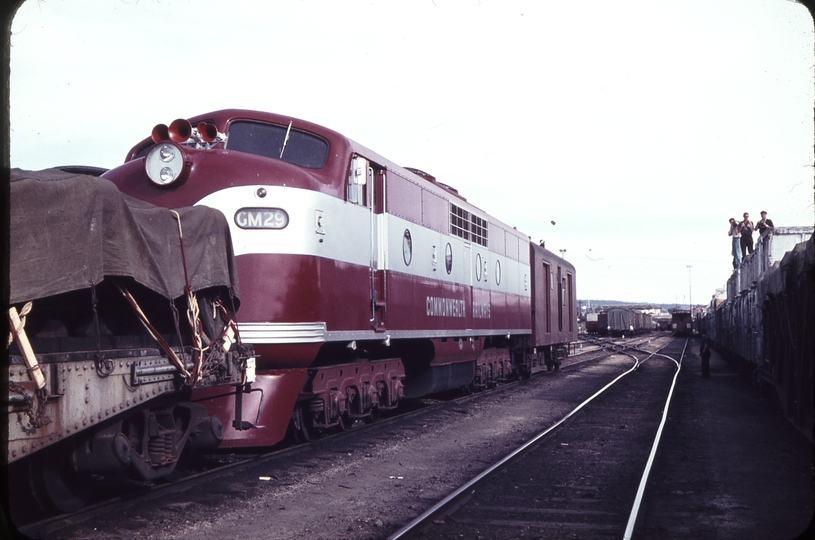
9,0,814,306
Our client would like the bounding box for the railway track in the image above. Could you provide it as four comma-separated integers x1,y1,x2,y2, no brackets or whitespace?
15,389,444,538
14,334,675,539
389,337,686,539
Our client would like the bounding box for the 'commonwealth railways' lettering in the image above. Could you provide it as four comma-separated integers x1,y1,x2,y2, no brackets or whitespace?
425,297,492,319
426,296,466,318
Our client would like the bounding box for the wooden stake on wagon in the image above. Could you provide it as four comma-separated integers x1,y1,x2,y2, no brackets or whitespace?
8,306,47,390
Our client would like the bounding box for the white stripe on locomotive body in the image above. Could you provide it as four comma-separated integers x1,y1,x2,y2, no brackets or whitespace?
383,211,530,296
196,185,372,266
239,321,327,343
195,184,532,343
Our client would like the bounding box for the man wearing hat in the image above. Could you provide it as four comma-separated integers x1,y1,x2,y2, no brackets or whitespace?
729,217,742,269
757,210,774,236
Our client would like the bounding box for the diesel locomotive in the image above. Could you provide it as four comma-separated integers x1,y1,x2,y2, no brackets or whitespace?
102,109,578,448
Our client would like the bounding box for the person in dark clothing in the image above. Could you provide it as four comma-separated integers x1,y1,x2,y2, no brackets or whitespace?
699,329,713,378
738,212,755,258
757,210,774,236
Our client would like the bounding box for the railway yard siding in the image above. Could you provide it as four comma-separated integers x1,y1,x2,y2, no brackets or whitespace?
25,338,813,540
637,346,813,540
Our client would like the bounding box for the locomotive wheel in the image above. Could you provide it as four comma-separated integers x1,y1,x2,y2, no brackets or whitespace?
290,406,314,442
336,414,352,432
365,406,381,424
28,442,95,514
297,422,313,442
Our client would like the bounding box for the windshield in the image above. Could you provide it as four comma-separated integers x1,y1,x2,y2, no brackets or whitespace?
226,120,329,169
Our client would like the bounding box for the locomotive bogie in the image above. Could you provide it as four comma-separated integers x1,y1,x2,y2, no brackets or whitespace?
306,358,405,429
474,348,513,389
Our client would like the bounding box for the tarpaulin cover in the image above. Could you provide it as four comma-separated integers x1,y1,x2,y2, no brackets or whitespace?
606,308,631,331
10,168,240,304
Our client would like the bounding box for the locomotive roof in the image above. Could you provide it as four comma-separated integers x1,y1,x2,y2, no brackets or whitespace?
125,109,531,247
194,109,474,203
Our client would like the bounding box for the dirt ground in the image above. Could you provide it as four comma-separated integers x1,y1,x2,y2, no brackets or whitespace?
636,345,814,540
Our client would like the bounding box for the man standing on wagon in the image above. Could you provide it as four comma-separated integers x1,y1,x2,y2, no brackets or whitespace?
757,210,774,236
729,217,742,269
738,212,755,258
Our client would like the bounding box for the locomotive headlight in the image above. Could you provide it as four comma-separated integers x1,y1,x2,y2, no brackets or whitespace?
159,145,176,162
145,143,188,187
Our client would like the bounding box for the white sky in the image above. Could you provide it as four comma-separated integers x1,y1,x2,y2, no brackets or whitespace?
9,0,815,306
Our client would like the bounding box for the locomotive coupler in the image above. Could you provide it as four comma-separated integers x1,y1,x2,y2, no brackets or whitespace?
232,382,255,431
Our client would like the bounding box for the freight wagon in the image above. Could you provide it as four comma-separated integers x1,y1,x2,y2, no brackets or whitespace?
704,227,814,439
7,168,253,515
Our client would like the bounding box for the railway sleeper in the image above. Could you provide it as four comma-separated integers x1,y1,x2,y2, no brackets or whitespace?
304,358,405,430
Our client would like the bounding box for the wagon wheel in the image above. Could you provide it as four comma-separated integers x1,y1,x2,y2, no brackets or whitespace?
28,441,95,514
160,447,193,483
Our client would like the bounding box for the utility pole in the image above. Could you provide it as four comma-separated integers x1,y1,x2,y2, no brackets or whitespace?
687,265,693,323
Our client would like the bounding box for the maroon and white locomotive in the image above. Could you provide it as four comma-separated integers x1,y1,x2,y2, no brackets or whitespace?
103,109,577,447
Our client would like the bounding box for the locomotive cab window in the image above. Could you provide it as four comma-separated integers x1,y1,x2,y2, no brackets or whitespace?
226,121,328,169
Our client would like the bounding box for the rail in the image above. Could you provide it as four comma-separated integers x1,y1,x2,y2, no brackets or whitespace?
623,338,687,539
388,338,679,540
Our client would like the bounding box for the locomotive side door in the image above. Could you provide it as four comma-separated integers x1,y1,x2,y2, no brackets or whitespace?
369,161,387,331
349,155,387,331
